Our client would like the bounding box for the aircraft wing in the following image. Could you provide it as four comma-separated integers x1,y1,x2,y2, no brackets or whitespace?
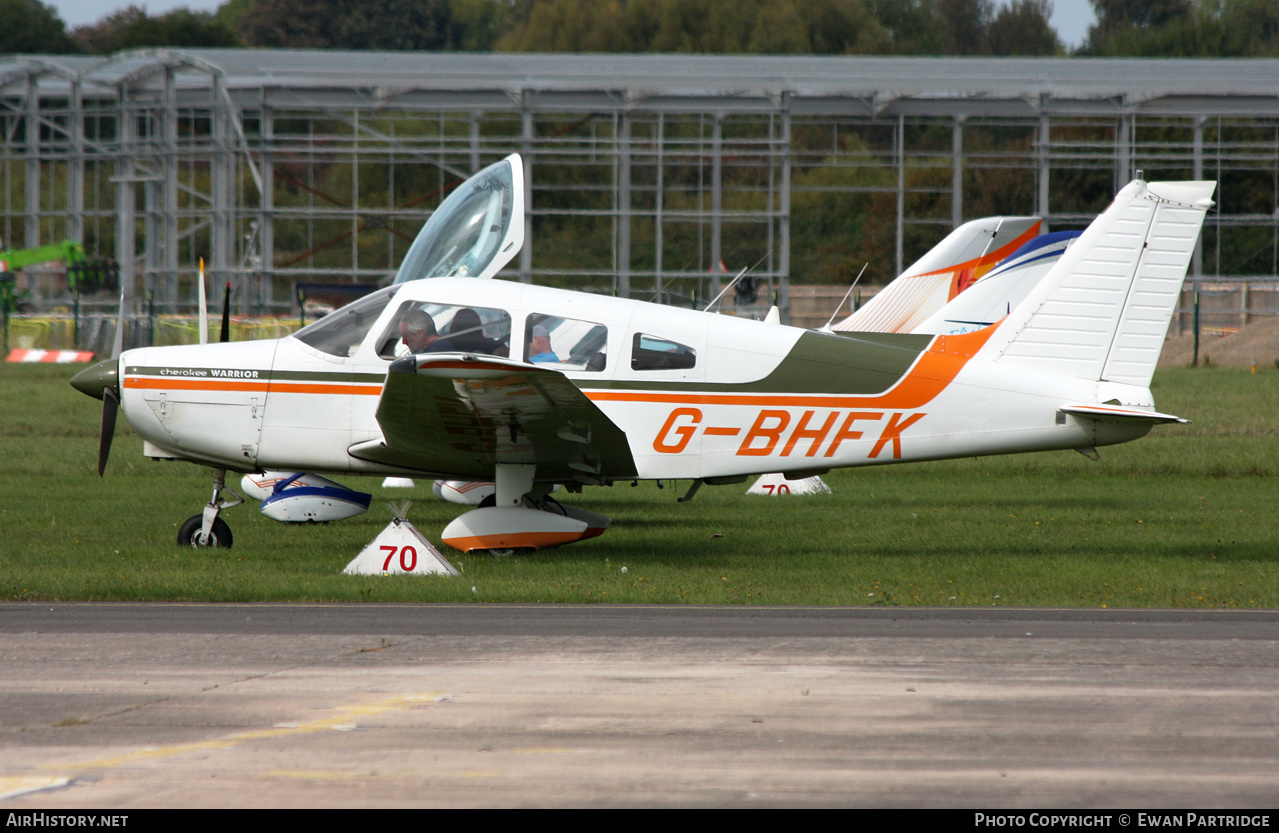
349,354,638,484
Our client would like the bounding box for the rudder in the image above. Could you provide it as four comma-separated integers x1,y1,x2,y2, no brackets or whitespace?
984,178,1215,387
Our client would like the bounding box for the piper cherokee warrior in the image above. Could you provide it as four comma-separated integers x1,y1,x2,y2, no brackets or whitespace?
71,154,1216,553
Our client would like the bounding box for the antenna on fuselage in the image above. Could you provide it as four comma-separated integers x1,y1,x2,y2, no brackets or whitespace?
702,266,748,312
702,252,771,313
817,263,868,334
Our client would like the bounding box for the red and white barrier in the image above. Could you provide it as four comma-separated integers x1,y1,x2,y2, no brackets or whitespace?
6,349,96,363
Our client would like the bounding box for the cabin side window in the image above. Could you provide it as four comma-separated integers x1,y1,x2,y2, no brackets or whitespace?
631,333,697,371
524,313,608,371
376,301,512,358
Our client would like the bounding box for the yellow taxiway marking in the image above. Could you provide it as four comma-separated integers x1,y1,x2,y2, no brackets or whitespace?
34,693,447,774
0,776,71,799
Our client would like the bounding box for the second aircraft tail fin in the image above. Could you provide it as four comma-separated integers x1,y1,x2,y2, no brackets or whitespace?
834,215,1041,334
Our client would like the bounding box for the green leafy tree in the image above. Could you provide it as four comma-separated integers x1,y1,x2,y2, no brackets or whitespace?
446,0,519,50
0,0,79,54
334,0,453,50
1083,0,1279,56
801,0,890,53
867,0,947,53
236,0,336,48
237,0,454,50
1217,0,1279,56
72,6,238,54
1091,0,1193,34
495,0,639,51
937,0,993,55
214,0,254,32
497,0,889,54
988,0,1063,55
1082,0,1192,53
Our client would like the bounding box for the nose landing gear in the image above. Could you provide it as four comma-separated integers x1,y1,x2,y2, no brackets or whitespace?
178,468,244,548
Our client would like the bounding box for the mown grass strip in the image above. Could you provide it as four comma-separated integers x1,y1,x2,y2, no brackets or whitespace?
1,363,1275,606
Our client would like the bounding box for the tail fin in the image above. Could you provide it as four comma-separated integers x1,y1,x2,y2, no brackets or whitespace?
833,215,1041,334
983,179,1215,387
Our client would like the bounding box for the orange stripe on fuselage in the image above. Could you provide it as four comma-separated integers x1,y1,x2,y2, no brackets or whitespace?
268,382,382,396
122,377,383,396
585,323,999,410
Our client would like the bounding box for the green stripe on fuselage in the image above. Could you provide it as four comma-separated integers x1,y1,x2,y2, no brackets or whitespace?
581,331,932,394
129,331,931,396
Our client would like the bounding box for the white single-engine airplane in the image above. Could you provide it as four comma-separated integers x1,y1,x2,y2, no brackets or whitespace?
72,154,1215,553
247,212,1049,520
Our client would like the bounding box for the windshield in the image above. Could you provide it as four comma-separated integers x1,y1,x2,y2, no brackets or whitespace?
393,157,517,284
293,286,396,358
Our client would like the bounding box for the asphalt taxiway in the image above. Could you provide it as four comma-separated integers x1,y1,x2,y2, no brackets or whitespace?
1,604,1276,808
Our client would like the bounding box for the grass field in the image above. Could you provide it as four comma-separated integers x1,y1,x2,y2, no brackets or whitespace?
1,362,1276,606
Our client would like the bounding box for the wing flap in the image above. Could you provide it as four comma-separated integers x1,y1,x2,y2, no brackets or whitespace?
349,354,637,482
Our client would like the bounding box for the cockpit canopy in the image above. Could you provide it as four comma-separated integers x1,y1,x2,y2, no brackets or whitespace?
392,154,524,285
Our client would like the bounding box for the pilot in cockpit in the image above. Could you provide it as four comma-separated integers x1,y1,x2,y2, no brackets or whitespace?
398,308,456,355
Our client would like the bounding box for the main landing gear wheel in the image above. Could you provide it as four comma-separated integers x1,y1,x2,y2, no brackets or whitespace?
178,515,233,548
440,465,612,554
480,547,534,557
471,493,565,554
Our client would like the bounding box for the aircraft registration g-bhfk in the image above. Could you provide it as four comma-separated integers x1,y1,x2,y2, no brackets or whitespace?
72,154,1216,553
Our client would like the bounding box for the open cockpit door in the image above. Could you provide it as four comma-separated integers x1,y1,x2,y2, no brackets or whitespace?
392,154,525,284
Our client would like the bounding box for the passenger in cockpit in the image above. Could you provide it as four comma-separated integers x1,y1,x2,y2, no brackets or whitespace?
528,324,561,363
447,307,507,357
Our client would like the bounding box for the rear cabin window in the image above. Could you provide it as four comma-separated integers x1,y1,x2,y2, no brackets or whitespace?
524,314,608,371
377,301,511,358
631,333,696,370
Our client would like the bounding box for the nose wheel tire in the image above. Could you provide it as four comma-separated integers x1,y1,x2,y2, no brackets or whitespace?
178,515,233,548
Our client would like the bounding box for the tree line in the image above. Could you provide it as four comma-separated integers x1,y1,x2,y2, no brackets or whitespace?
0,0,1272,58
5,0,1276,286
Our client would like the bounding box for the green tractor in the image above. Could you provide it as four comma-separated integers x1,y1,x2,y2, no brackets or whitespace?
0,240,117,352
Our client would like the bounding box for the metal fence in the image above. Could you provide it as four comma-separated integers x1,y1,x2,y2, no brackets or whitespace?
5,278,1276,358
5,51,1279,326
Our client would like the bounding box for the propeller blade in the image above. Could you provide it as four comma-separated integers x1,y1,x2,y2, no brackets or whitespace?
198,257,208,345
98,386,119,477
220,281,231,343
110,282,125,359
